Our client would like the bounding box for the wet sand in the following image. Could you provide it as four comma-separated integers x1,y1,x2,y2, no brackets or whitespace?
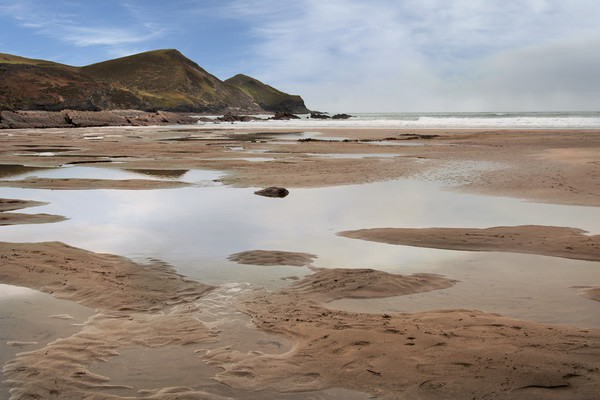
0,177,191,190
338,225,600,262
581,287,600,302
0,125,599,399
0,197,67,226
0,242,216,399
211,274,599,398
1,126,598,205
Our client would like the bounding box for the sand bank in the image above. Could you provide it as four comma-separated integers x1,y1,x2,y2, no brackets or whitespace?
0,198,48,212
2,243,598,399
0,177,191,190
228,250,318,267
0,241,214,312
580,287,600,302
0,241,216,399
0,198,67,226
338,225,600,262
0,212,66,226
206,267,600,399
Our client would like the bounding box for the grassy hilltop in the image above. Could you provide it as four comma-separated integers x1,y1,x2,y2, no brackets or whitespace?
0,49,309,114
225,74,309,114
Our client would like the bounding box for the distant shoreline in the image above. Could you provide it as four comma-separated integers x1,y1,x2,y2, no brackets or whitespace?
3,109,599,130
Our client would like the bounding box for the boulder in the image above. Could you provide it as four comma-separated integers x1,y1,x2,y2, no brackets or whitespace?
254,187,290,198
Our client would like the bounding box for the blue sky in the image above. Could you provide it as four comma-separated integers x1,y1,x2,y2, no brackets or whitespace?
1,0,599,112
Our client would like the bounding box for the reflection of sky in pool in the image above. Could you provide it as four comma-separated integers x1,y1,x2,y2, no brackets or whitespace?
1,165,221,184
305,153,401,159
1,166,599,328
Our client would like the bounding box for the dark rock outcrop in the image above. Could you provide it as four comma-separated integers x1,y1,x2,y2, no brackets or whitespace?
270,111,300,120
217,113,262,122
332,113,353,119
0,111,73,129
131,110,198,126
254,187,290,198
63,110,129,127
310,112,331,119
0,110,198,129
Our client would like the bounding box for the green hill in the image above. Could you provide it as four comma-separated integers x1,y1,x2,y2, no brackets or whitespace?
225,74,309,113
0,53,73,68
0,50,308,113
0,54,134,111
80,49,260,112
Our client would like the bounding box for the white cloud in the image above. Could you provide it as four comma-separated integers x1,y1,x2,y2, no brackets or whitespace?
453,34,600,111
1,0,166,49
60,25,165,47
221,0,600,111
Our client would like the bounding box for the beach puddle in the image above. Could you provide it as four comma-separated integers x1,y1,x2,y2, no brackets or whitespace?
0,165,222,185
306,152,401,159
89,345,222,397
0,164,53,179
267,131,348,142
196,284,293,354
328,252,600,329
87,284,374,399
0,284,94,352
2,161,600,398
366,140,428,146
91,343,370,399
205,156,278,162
0,284,94,400
124,168,190,179
1,168,599,327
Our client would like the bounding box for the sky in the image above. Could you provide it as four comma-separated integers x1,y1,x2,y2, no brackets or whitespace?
1,0,599,112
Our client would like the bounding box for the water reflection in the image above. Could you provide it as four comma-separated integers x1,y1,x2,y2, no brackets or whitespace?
306,153,401,159
0,284,94,399
0,165,220,184
0,168,599,327
329,253,600,329
124,169,190,179
0,283,40,298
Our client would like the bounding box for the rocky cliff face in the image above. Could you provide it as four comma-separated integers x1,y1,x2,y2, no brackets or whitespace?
0,109,198,129
0,50,309,114
225,74,310,114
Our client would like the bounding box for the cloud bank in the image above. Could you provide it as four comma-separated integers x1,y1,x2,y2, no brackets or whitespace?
222,0,600,112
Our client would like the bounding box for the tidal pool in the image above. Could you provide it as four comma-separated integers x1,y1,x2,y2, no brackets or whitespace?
0,284,94,400
1,166,599,329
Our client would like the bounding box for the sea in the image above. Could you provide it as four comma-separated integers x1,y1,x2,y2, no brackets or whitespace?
199,111,600,129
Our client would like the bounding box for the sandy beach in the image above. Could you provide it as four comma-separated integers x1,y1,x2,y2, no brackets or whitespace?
1,124,599,399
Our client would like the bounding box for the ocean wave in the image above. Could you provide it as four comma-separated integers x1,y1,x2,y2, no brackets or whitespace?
199,111,600,129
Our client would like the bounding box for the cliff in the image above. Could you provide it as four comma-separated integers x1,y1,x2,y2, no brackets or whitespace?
225,74,309,114
0,50,309,114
